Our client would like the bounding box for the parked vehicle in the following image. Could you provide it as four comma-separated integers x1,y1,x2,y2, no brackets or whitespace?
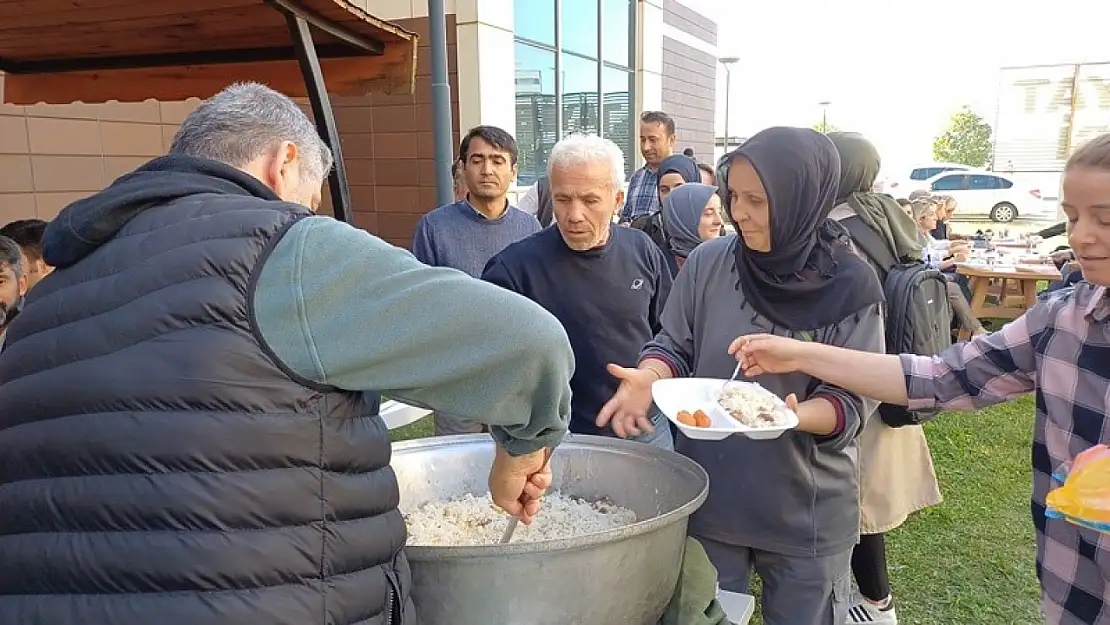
923,170,1050,223
883,162,971,196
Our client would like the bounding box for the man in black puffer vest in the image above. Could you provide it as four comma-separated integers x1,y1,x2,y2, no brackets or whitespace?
0,83,575,625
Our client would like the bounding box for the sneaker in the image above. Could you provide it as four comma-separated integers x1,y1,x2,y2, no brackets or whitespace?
846,597,898,624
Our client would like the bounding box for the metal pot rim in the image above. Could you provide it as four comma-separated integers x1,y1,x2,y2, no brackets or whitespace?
393,434,710,561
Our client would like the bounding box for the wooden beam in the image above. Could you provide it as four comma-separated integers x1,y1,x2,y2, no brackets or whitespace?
2,40,416,105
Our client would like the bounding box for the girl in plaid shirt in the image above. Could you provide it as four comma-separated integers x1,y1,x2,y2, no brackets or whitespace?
730,133,1110,625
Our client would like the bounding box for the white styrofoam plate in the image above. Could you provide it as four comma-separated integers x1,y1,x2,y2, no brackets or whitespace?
652,378,798,441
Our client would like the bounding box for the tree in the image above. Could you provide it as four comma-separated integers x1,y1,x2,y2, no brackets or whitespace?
932,106,993,167
812,121,838,134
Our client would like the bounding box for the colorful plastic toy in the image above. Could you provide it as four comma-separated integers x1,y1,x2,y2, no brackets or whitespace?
1046,444,1110,533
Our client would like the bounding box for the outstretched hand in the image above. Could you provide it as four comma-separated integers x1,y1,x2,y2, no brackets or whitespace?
727,334,809,377
596,363,656,438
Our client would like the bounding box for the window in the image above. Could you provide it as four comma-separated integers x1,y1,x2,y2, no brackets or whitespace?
562,54,599,136
931,174,968,191
561,0,598,58
969,175,999,190
912,166,967,180
601,0,631,68
513,0,636,183
514,42,558,185
603,66,634,179
515,0,555,46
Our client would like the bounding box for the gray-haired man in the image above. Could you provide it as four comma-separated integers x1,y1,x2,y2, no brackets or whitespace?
0,82,573,625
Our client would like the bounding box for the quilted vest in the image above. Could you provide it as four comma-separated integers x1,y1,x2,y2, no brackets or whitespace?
0,195,411,625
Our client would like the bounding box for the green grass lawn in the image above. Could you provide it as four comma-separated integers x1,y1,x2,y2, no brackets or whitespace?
869,397,1042,625
390,397,1042,625
390,416,433,442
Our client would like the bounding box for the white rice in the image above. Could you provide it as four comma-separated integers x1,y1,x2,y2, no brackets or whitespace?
715,383,788,428
404,492,637,546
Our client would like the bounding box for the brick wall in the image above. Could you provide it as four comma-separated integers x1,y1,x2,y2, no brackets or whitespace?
0,14,458,249
0,98,191,225
660,1,717,160
326,14,460,247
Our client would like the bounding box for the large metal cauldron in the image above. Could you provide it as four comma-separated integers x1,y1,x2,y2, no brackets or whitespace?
391,434,709,625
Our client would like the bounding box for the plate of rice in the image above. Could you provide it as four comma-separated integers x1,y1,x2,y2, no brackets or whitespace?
652,378,799,440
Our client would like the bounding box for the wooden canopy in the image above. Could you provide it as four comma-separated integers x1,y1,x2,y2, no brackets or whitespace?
0,0,418,105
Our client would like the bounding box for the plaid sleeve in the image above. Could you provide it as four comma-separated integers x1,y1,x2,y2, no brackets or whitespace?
900,307,1045,411
619,170,644,222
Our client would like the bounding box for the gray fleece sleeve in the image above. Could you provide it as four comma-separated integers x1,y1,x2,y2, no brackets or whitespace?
639,245,697,377
251,216,573,456
811,303,886,451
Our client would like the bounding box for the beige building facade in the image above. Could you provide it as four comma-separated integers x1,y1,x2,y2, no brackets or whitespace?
0,0,717,247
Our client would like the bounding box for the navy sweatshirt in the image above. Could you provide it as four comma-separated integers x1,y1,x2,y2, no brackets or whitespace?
412,199,540,278
482,225,673,435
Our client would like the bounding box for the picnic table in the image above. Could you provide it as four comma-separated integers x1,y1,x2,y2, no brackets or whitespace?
956,263,1061,338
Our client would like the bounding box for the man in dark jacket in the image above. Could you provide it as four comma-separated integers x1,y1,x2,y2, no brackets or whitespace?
0,236,26,350
0,83,574,625
0,219,51,291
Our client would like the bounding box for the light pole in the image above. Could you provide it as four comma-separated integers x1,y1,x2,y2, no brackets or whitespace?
818,100,831,132
719,57,739,153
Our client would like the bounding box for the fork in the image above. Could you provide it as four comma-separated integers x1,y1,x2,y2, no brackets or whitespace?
721,361,741,393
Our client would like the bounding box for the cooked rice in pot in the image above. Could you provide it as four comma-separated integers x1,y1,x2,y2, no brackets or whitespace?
405,492,637,546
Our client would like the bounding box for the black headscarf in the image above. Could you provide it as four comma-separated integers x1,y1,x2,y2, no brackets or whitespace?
657,155,701,190
724,127,884,330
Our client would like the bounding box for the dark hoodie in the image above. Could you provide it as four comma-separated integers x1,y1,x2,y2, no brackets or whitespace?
42,155,281,269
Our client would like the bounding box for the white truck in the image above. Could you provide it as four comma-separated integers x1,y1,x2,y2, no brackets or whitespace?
992,62,1110,211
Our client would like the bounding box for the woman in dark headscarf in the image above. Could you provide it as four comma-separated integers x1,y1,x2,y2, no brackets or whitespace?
630,154,703,276
827,131,922,262
827,132,941,625
656,154,702,204
696,162,716,185
661,183,723,270
599,127,886,625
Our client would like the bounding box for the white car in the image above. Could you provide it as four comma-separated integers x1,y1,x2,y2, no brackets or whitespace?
923,170,1049,223
882,163,971,196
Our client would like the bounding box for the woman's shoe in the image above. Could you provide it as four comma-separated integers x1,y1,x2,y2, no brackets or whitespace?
846,595,898,624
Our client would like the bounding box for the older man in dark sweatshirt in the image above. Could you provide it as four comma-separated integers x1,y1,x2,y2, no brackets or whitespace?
483,134,674,448
412,125,541,436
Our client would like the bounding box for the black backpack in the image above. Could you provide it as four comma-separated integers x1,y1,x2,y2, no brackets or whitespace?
840,216,953,428
629,210,667,251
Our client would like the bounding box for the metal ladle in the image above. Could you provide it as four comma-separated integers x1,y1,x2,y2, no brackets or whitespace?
499,449,553,544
